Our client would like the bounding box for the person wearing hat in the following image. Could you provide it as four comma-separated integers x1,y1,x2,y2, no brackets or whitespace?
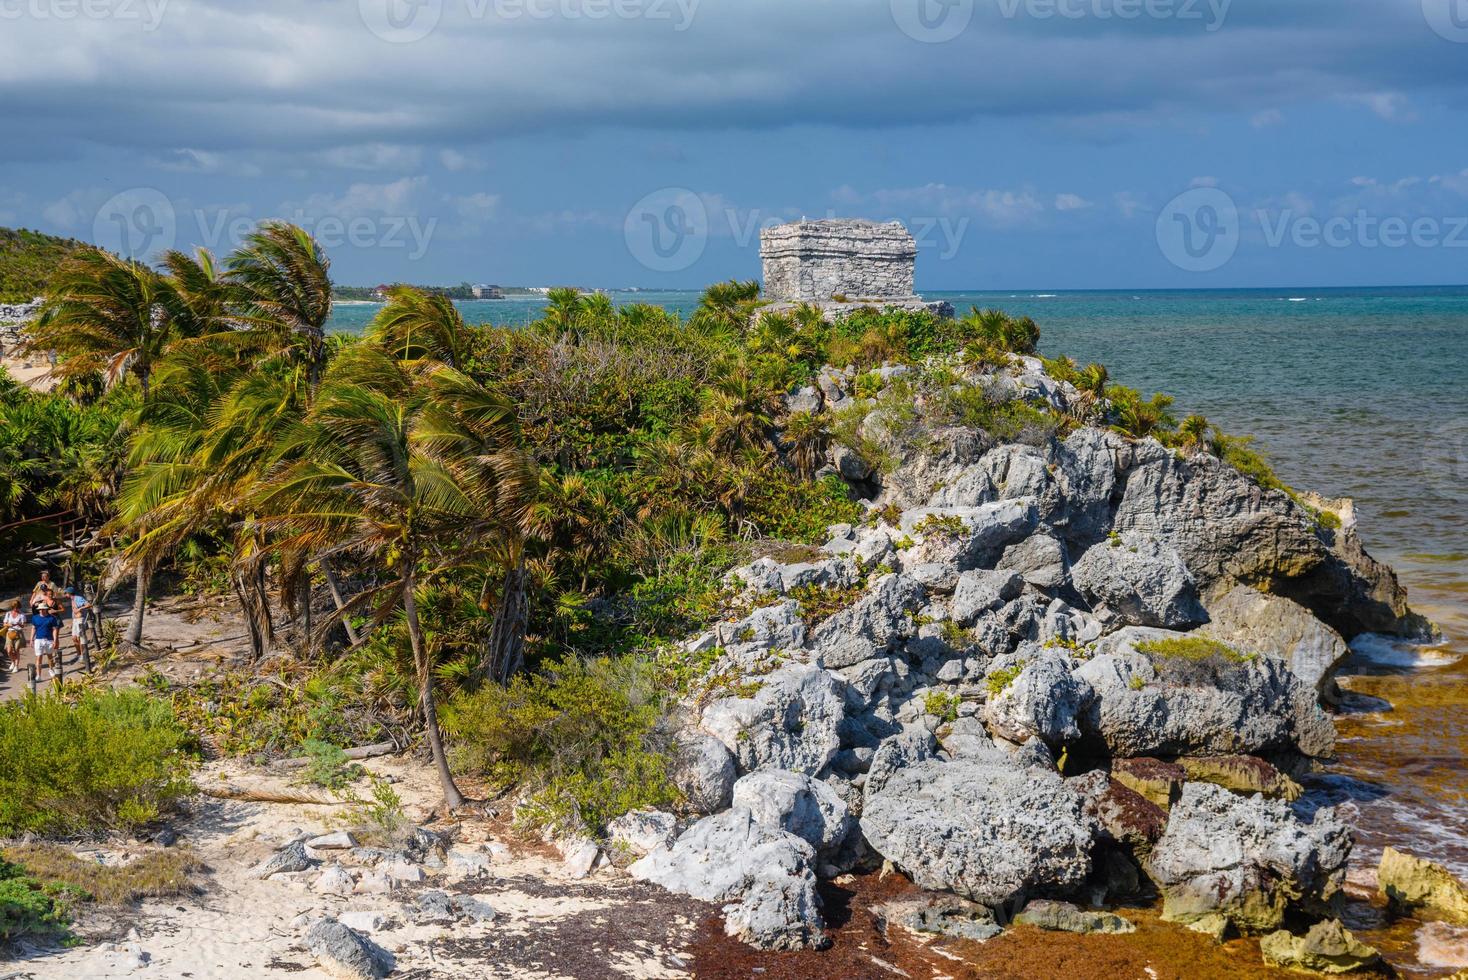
2,601,24,674
30,599,61,680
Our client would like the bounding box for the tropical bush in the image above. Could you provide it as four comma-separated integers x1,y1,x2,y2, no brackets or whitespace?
0,689,196,836
445,654,679,835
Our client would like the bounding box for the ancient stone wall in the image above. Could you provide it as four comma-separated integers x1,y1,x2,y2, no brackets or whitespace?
760,220,918,303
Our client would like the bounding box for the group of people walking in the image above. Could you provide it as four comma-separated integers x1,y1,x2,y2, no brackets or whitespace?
3,569,91,680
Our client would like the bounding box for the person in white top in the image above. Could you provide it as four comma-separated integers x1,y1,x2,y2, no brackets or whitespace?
65,586,90,660
3,602,26,674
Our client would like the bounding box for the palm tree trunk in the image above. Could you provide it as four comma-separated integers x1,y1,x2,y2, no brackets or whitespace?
125,564,149,648
482,560,529,684
321,560,360,645
234,561,275,662
404,567,464,809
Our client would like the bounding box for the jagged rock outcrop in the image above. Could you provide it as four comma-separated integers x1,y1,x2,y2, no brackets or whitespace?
1071,532,1207,629
621,353,1428,953
1377,846,1468,923
1146,783,1351,933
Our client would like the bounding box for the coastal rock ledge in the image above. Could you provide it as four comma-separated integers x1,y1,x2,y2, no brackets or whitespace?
622,354,1428,954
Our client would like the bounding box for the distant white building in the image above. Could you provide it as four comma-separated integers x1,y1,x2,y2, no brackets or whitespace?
470,284,503,299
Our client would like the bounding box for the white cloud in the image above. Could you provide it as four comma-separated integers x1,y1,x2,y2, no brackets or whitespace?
439,149,486,172
450,192,500,221
1113,192,1145,220
316,144,424,172
1250,109,1284,128
1054,193,1092,211
1190,176,1220,188
1346,92,1415,122
285,177,429,220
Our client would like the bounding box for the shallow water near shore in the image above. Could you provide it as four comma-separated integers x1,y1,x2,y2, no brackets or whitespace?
336,285,1468,974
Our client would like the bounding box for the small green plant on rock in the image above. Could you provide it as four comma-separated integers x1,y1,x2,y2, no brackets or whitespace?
986,663,1025,697
923,690,961,724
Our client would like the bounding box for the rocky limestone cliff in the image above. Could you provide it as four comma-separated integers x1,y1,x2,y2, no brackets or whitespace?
624,351,1428,954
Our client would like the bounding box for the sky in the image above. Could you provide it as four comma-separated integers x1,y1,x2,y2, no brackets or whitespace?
3,0,1468,289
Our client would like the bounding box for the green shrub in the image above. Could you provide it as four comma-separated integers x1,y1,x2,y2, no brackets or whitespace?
299,739,361,790
445,655,678,835
0,859,75,946
0,689,196,837
923,690,960,723
342,775,409,846
2,844,201,906
986,664,1025,696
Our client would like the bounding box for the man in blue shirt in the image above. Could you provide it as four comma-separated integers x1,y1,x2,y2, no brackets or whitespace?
31,603,62,680
65,586,90,662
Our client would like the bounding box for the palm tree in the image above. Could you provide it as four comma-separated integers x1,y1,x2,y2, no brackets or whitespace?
1177,413,1221,457
367,286,470,369
30,249,175,396
690,280,761,337
781,410,828,478
254,349,533,805
226,222,333,389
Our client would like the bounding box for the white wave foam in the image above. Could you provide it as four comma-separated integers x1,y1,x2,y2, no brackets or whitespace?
1349,633,1459,668
1417,922,1468,969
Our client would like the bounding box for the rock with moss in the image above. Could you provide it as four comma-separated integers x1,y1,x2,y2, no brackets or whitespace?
1377,846,1468,923
1146,782,1351,933
1259,919,1382,974
1109,757,1185,809
1014,899,1135,935
1076,628,1334,759
1177,755,1303,801
981,653,1089,747
1071,532,1207,629
1201,585,1349,696
701,663,847,776
861,755,1095,908
874,896,1003,943
898,498,1039,571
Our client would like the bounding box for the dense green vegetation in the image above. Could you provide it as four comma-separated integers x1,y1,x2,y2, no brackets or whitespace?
0,689,196,836
0,228,88,304
0,224,1323,842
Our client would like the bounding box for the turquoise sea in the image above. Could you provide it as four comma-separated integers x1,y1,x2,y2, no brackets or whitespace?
338,286,1468,966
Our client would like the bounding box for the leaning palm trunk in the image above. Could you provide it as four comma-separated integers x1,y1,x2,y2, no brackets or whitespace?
321,560,360,645
481,562,529,684
125,564,150,648
404,569,464,808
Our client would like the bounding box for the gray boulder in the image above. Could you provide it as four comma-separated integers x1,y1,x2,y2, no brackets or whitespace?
997,534,1069,591
731,770,853,857
1049,427,1121,540
832,444,872,481
1146,782,1351,933
864,728,937,802
982,655,1090,747
606,809,678,865
900,498,1039,570
1111,441,1324,594
674,732,737,814
702,663,847,775
1201,585,1348,695
1071,532,1207,629
949,569,1025,626
714,601,807,658
809,573,925,669
861,757,1096,908
1077,629,1335,759
304,918,391,979
628,808,827,951
255,839,314,879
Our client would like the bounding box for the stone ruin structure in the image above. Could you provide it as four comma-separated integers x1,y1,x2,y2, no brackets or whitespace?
759,219,951,318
